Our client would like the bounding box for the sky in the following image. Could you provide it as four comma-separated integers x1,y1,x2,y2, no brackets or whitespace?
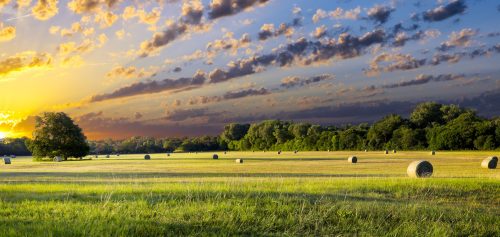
0,0,499,140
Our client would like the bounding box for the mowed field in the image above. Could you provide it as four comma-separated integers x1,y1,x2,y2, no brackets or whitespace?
0,151,499,236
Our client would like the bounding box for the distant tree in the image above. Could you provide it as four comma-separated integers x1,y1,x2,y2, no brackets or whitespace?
221,123,250,141
338,127,365,150
163,138,183,152
390,126,426,150
427,112,481,150
367,114,404,149
27,112,89,160
440,104,467,123
410,102,443,128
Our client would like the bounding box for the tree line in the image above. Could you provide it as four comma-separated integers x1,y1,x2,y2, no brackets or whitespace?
86,102,500,153
1,102,500,156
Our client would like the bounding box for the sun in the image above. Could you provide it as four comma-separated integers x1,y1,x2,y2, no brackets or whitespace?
0,131,7,139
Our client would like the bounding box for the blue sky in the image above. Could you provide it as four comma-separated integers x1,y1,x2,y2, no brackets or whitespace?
0,0,499,139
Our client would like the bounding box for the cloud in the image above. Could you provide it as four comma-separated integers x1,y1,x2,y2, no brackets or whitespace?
94,10,119,28
57,38,97,55
90,70,206,102
32,0,59,21
138,23,187,57
312,9,327,23
329,7,361,20
206,31,251,57
281,74,334,88
423,0,466,22
313,7,361,23
0,51,52,77
208,0,270,20
0,25,15,41
365,53,426,76
312,25,327,38
438,28,477,51
106,65,158,79
367,5,394,24
223,87,269,99
67,0,121,14
258,19,298,41
181,0,204,24
137,0,270,57
98,29,387,102
382,74,464,89
165,108,213,121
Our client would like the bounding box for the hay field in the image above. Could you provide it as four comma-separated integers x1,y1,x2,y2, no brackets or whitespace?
0,151,499,236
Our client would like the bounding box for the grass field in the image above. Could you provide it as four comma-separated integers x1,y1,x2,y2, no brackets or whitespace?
0,151,499,236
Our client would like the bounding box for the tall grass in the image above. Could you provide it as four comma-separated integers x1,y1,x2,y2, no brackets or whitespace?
0,152,499,236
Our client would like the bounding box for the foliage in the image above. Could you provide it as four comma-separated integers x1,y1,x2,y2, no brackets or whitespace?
27,112,89,160
7,102,500,155
0,137,31,156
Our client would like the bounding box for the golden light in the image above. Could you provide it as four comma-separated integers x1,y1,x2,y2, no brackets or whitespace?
0,131,7,139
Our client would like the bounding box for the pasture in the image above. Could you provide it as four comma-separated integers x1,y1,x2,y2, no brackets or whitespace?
0,151,499,236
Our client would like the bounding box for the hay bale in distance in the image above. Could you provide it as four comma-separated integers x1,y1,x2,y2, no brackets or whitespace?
277,150,281,155
54,156,62,162
106,155,110,158
3,157,11,165
235,159,243,163
407,160,433,178
384,150,389,154
364,149,368,152
167,153,170,157
348,156,357,163
393,150,397,154
95,155,98,158
431,150,436,155
213,154,219,159
294,150,298,154
144,154,151,160
481,156,498,169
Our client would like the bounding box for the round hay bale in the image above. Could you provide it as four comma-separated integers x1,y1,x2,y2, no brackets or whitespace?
224,151,227,155
384,150,389,154
277,150,281,155
3,157,11,165
431,150,436,155
348,156,357,163
235,159,243,163
144,154,151,160
364,149,368,152
294,150,298,154
95,155,98,158
167,153,170,157
407,160,433,178
481,156,498,169
212,154,219,159
54,156,62,162
393,150,397,154
105,155,110,158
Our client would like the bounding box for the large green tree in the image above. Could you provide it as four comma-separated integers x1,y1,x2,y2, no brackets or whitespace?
27,112,89,160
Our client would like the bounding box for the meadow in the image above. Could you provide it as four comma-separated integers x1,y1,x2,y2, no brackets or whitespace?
0,151,499,236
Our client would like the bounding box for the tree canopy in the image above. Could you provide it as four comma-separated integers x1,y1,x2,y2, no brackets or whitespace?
27,112,89,160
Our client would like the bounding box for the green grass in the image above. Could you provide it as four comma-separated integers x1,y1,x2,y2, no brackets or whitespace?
0,151,499,236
